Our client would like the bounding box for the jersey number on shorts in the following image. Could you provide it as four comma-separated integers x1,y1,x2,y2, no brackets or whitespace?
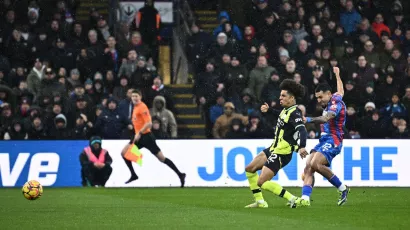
267,154,278,164
322,143,332,151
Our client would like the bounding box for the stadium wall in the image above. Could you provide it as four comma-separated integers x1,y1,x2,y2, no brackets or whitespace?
0,140,409,187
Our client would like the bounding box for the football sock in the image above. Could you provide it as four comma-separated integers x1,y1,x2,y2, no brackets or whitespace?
301,185,313,200
246,172,264,202
261,181,294,201
123,156,137,177
328,174,346,191
164,158,182,176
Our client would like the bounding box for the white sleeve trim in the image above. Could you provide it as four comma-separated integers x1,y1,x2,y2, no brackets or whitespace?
295,124,305,129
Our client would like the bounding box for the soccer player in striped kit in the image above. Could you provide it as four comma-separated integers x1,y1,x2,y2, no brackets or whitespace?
298,67,350,207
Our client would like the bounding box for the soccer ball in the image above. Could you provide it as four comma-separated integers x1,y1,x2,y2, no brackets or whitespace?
22,180,43,200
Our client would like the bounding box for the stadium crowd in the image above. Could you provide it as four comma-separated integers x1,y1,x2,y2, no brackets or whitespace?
188,0,410,139
0,0,178,140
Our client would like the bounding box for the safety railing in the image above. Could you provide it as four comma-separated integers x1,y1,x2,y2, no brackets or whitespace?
172,0,195,84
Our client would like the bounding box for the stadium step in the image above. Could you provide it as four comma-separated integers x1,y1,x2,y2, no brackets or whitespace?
173,94,195,105
194,10,218,33
167,84,205,139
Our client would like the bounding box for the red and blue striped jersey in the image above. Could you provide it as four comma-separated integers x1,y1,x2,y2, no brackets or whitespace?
320,93,346,146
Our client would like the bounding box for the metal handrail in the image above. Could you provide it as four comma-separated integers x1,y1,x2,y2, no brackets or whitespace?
109,0,122,34
173,0,195,83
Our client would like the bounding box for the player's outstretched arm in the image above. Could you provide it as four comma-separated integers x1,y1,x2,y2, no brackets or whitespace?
333,67,344,97
305,112,336,124
260,102,280,115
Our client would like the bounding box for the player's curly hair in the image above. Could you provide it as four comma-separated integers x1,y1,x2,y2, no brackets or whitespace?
280,79,305,99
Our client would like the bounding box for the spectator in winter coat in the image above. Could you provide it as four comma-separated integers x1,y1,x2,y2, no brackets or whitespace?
96,16,113,42
145,75,175,113
225,118,246,139
352,55,378,89
208,33,235,65
257,12,282,62
371,14,391,38
213,11,242,40
381,93,407,121
103,36,122,74
3,119,27,140
342,80,360,108
130,0,161,47
26,58,45,98
94,98,133,139
27,115,48,140
291,20,309,45
38,68,66,100
67,69,82,91
113,75,129,101
376,75,400,106
118,88,134,119
126,32,151,60
118,49,138,78
79,136,112,186
6,29,31,67
223,56,248,105
362,41,380,70
244,111,270,139
13,81,34,105
186,23,213,74
237,89,257,116
361,110,386,139
213,102,248,138
392,119,409,139
260,70,280,107
360,83,377,106
193,60,221,106
49,37,77,71
248,56,276,101
339,0,362,35
209,93,225,124
149,95,177,138
48,113,72,139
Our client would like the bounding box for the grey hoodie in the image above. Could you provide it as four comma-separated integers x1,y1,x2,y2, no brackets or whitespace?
149,96,177,138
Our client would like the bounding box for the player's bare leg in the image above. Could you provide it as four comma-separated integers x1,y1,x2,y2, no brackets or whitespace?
121,144,139,184
257,166,299,208
244,152,268,208
155,151,186,188
310,152,350,206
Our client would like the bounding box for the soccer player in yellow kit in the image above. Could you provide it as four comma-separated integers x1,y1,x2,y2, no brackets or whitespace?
244,79,308,208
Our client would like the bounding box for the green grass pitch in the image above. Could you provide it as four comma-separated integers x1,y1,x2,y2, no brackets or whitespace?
0,187,409,229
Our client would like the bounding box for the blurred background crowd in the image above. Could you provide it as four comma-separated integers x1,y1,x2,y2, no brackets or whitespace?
188,0,410,139
0,0,178,140
1,0,410,141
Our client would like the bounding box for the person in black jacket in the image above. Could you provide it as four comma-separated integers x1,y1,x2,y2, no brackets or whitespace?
225,118,247,139
94,97,133,139
130,0,161,63
79,136,113,187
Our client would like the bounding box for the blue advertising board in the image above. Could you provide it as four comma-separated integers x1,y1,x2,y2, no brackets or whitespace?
0,141,87,187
